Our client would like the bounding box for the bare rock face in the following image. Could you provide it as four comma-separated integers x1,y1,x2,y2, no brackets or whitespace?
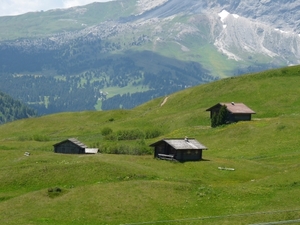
219,0,300,33
122,0,300,65
217,0,300,65
134,0,300,64
135,0,299,33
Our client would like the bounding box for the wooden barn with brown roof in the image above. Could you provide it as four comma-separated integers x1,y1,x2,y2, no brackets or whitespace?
206,102,256,123
150,137,208,162
53,138,98,154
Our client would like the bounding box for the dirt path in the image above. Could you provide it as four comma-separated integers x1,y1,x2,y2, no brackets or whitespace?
160,96,169,106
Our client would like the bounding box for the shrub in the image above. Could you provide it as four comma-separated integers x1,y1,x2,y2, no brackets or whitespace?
104,133,118,141
32,134,50,142
211,105,227,128
48,187,61,193
211,112,218,128
117,129,145,140
145,128,163,139
217,105,227,125
101,127,113,136
98,140,152,155
47,187,63,198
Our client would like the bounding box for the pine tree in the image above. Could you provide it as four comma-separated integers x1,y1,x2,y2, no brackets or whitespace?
211,112,218,128
217,105,227,126
211,105,228,127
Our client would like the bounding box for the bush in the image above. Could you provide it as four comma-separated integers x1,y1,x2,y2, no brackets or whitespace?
217,105,227,125
211,105,227,128
48,187,61,193
47,187,63,198
101,127,113,136
211,112,218,128
98,140,152,155
104,133,118,141
33,134,50,142
117,129,145,140
145,128,162,139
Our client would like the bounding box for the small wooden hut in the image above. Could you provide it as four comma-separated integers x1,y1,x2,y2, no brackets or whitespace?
149,137,207,162
53,138,98,154
206,102,256,122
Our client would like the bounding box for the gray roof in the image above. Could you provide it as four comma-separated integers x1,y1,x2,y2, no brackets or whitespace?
68,138,88,148
150,138,207,150
53,138,88,149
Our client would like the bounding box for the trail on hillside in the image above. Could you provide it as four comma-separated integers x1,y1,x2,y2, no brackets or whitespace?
160,96,169,106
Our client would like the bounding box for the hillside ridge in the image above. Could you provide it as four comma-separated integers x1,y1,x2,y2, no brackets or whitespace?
1,65,300,224
0,0,299,115
0,91,37,124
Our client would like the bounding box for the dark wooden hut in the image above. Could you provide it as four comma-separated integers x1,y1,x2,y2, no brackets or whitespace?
150,138,208,162
53,138,98,154
206,102,255,122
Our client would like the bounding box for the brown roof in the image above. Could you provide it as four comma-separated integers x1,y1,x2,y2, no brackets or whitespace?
206,102,256,114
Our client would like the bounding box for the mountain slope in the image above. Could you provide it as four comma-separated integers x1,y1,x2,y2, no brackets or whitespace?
0,64,299,146
0,0,299,114
0,65,300,224
0,91,37,124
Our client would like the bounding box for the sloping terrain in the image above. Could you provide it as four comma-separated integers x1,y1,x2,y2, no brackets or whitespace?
0,91,37,124
0,66,300,224
0,0,299,115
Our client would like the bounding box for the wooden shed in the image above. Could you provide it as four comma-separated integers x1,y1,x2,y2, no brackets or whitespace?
150,138,208,162
53,138,98,154
206,102,256,122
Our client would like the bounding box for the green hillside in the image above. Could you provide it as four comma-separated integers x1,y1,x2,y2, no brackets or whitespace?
0,1,136,41
1,65,300,224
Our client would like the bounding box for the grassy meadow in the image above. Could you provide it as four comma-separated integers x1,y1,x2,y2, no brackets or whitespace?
1,65,300,224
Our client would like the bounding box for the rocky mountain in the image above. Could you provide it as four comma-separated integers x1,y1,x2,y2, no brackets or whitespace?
0,0,299,114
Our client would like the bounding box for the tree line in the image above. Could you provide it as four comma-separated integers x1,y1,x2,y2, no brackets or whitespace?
0,37,216,115
0,91,37,124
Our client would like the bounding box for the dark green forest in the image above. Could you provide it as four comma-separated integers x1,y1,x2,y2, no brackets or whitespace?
0,91,37,124
0,37,215,114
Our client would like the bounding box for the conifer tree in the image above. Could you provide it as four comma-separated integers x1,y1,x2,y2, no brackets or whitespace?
211,112,218,128
217,105,227,126
211,105,228,127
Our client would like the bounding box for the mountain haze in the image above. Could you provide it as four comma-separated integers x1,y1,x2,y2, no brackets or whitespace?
0,0,299,114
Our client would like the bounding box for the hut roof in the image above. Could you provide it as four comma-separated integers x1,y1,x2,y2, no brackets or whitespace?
206,102,256,114
150,138,207,150
53,138,88,148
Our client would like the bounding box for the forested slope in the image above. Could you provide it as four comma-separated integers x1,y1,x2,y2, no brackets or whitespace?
0,91,37,124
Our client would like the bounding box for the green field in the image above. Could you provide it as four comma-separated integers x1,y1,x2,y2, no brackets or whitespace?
1,65,300,224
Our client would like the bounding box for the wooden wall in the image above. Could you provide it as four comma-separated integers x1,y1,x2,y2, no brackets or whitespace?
54,141,85,154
